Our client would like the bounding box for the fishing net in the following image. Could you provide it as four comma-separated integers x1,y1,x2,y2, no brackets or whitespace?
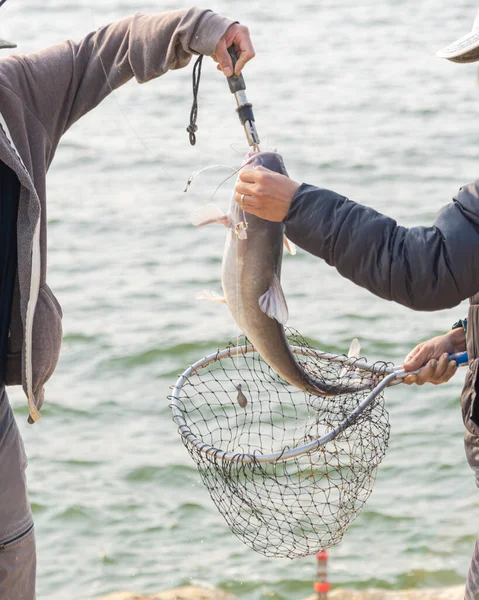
170,331,391,559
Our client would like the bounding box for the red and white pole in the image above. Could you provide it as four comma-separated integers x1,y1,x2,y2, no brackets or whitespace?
314,550,330,599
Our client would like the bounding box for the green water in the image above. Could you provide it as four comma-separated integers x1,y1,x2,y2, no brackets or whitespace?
2,0,479,597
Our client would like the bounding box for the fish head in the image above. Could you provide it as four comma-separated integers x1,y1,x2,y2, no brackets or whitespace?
228,151,289,235
245,151,289,177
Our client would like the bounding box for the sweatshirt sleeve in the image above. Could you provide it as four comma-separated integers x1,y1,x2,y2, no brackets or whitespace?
284,182,479,311
0,8,233,156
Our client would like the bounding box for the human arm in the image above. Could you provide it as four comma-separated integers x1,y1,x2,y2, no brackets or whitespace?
0,9,253,159
235,169,479,312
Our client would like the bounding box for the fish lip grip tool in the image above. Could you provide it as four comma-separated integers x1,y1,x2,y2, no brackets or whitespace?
226,46,261,151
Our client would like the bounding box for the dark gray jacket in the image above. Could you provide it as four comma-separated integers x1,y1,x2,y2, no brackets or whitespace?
285,182,479,463
285,182,479,312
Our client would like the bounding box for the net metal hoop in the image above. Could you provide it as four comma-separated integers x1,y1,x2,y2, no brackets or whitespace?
171,344,398,464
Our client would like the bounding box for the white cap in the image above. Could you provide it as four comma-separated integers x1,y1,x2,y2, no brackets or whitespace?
0,38,16,50
437,9,479,62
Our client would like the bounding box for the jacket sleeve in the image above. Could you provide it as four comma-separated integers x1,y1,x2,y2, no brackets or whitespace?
284,181,479,311
0,8,233,158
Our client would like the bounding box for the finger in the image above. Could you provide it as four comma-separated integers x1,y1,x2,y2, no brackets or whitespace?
235,181,255,196
234,192,254,208
235,193,261,217
234,38,255,75
403,343,424,364
446,360,458,379
214,39,233,77
414,359,438,385
432,353,450,381
239,165,266,183
403,348,426,371
403,356,420,371
436,360,457,385
403,374,418,386
222,25,255,75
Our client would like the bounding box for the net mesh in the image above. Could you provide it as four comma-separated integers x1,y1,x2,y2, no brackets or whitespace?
170,331,391,558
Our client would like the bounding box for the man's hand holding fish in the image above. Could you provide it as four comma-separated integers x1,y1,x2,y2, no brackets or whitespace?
235,166,299,222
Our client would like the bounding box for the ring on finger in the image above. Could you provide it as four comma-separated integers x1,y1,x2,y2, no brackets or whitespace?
240,193,246,207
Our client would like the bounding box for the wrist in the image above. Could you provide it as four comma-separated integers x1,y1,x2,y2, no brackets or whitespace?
284,182,307,222
190,10,235,56
287,180,301,204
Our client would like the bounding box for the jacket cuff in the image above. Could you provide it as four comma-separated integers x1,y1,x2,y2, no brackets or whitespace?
285,183,311,222
189,9,236,56
129,8,235,84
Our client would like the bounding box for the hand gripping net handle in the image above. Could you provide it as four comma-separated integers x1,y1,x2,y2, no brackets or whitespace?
169,338,465,558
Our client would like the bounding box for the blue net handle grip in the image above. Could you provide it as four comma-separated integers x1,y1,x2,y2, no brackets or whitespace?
392,351,469,386
449,351,468,365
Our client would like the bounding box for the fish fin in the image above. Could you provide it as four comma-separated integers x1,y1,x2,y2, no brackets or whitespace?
191,203,231,227
196,290,227,303
348,338,361,359
283,236,297,255
235,221,248,240
340,338,362,379
258,275,289,324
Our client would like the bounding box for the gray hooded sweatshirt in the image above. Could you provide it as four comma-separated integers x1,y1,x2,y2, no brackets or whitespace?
0,8,234,423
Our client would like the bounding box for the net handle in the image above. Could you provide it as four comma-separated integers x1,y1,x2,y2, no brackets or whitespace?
170,345,397,464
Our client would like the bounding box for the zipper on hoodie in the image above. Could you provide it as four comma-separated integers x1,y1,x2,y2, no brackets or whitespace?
0,523,34,552
0,112,42,422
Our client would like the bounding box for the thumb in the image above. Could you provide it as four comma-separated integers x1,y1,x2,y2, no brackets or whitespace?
239,164,266,183
403,346,428,371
